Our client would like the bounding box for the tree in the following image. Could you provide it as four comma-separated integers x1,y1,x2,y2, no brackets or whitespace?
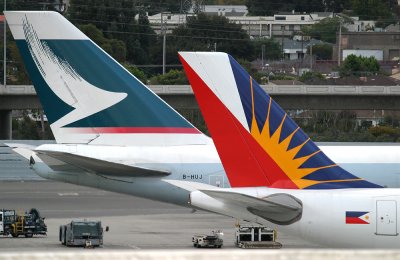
336,110,357,132
252,39,282,61
325,0,352,13
68,0,156,65
351,0,396,27
341,54,361,75
369,126,400,142
145,0,183,14
0,0,59,12
155,13,254,66
246,0,284,16
12,112,40,140
149,70,188,85
245,0,325,16
302,17,346,44
292,0,325,13
0,23,30,84
307,44,333,60
299,71,324,83
123,64,148,83
340,54,380,76
80,24,127,62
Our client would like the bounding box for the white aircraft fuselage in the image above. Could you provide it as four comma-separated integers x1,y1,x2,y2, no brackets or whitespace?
30,143,400,248
191,187,400,248
31,143,400,190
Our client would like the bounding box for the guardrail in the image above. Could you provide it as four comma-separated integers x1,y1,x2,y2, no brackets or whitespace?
1,84,400,96
262,85,400,96
0,85,36,95
0,250,399,260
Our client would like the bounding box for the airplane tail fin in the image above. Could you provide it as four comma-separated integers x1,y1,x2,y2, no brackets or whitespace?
180,52,381,189
5,11,206,146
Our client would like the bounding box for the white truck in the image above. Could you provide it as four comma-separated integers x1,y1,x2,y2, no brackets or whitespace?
192,230,223,248
235,225,282,249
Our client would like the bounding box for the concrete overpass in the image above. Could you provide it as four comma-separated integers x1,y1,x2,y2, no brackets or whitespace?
1,84,400,139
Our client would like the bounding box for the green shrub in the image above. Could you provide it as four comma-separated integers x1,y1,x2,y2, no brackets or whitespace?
149,70,188,85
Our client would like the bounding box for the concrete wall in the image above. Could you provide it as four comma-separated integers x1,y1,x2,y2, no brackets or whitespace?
2,84,400,139
2,84,400,110
335,32,400,61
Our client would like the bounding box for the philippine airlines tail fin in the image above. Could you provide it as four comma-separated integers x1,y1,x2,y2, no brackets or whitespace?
180,52,381,189
5,11,206,146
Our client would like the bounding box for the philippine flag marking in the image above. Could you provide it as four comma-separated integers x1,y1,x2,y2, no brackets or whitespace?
345,211,370,224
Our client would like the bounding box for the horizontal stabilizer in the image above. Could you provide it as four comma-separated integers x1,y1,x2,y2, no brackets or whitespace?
5,143,36,160
200,190,302,225
36,150,170,177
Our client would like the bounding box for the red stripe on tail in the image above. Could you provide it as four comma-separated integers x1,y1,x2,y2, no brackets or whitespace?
180,54,297,188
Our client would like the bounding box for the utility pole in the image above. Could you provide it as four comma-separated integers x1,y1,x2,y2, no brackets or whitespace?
3,0,6,87
281,26,284,60
161,12,166,75
261,44,265,71
338,20,342,66
301,33,304,63
310,44,313,71
300,33,304,76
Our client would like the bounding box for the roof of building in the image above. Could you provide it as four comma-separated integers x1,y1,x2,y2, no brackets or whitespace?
190,5,248,17
385,23,400,32
311,12,334,18
276,11,305,15
282,38,326,51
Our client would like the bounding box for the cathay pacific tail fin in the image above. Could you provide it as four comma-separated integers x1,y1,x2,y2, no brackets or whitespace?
5,11,207,146
180,52,381,189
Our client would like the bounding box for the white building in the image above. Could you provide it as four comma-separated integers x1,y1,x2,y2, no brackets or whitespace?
344,17,376,32
282,38,325,60
190,5,248,16
147,8,333,39
227,12,332,38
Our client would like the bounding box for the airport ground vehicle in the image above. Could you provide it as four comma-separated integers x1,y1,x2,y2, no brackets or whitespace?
60,220,106,247
0,208,47,238
235,225,282,249
192,230,223,248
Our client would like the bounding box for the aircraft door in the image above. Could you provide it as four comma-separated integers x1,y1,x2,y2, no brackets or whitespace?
0,211,3,233
209,175,224,188
376,200,397,236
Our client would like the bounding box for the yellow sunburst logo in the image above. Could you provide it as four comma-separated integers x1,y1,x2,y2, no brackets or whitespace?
248,77,360,189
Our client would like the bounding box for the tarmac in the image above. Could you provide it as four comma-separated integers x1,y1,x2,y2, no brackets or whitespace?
0,182,321,251
0,141,319,251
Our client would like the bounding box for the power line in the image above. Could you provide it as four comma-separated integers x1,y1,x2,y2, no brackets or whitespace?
102,30,251,41
69,18,249,35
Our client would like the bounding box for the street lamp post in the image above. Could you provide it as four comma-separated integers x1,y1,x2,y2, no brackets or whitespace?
338,20,342,66
161,12,166,75
261,44,265,71
281,26,284,60
3,0,6,87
